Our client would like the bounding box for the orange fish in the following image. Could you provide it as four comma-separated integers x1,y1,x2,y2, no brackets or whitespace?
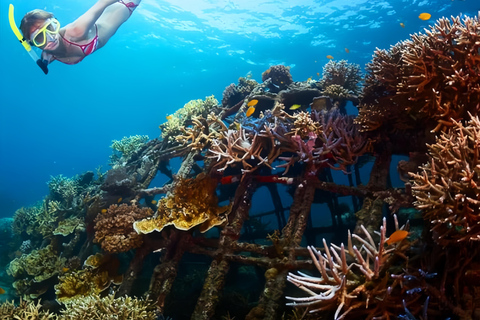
151,200,157,205
101,209,107,214
418,13,431,20
117,197,123,203
316,72,320,77
247,99,258,107
400,22,405,28
62,267,70,273
246,106,256,117
345,48,350,53
0,287,5,294
386,230,409,245
326,55,334,59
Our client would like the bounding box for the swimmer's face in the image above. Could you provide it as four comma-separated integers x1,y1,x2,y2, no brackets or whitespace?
29,19,60,51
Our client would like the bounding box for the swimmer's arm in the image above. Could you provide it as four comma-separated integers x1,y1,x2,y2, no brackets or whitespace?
67,0,119,38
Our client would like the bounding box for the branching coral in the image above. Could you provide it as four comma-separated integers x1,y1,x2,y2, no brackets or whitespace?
60,294,156,320
110,135,149,167
262,65,293,92
357,14,480,133
319,60,363,96
0,299,56,320
94,204,153,253
286,217,410,319
160,95,219,143
134,174,231,234
48,175,79,205
410,114,480,244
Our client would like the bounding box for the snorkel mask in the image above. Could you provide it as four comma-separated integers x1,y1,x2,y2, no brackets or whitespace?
8,4,48,74
30,18,60,47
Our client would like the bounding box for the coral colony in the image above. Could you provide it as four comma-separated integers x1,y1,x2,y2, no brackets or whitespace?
1,14,480,320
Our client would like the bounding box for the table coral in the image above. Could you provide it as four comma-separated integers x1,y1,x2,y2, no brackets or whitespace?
94,204,153,253
134,174,231,234
410,114,480,244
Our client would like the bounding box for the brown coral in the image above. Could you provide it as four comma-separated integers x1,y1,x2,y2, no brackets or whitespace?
94,204,153,253
410,114,480,245
357,15,480,133
262,65,293,92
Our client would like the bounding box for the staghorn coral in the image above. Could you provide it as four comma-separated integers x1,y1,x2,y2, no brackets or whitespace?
319,60,362,95
160,95,219,143
410,114,480,244
286,217,410,319
134,174,231,234
110,135,149,167
48,175,79,205
94,203,153,253
0,299,56,319
262,65,293,92
60,293,156,320
357,14,480,133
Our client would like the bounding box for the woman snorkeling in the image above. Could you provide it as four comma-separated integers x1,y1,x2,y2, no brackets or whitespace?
19,0,141,66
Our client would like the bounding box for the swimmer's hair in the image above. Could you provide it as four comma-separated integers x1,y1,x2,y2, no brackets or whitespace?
19,9,54,40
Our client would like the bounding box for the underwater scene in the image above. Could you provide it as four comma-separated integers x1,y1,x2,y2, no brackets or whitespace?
1,0,480,319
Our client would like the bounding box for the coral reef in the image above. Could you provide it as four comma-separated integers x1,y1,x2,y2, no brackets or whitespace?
262,65,293,92
319,60,362,96
110,135,149,167
286,217,410,319
410,114,480,245
357,15,480,134
94,204,153,253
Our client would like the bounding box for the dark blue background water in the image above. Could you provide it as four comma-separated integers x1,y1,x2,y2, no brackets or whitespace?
0,0,478,218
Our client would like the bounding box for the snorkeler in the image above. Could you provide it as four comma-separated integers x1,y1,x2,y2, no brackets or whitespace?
10,0,141,72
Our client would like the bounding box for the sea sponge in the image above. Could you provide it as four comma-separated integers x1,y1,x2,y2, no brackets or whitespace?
134,174,231,234
94,204,153,253
410,114,480,245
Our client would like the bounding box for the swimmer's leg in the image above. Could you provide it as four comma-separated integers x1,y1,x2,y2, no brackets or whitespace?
96,0,141,49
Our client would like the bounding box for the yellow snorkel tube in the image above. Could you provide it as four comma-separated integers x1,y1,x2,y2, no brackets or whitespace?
8,4,48,74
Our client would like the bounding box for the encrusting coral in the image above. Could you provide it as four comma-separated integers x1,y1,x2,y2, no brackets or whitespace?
94,203,153,253
410,113,480,245
134,173,231,234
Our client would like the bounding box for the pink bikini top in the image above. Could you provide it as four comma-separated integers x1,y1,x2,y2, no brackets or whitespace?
55,25,99,65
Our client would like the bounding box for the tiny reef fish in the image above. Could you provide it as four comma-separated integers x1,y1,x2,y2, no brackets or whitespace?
289,104,302,110
101,209,107,214
166,115,173,120
117,197,123,203
247,99,259,107
316,72,320,77
386,230,409,245
418,13,431,20
345,48,350,53
151,200,157,205
400,22,405,28
246,106,256,117
0,287,5,294
326,55,334,59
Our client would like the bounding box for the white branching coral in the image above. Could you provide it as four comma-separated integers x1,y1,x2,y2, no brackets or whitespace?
286,217,409,319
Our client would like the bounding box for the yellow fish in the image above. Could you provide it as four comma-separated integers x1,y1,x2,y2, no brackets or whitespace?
307,77,312,81
418,13,431,20
166,115,173,120
0,287,5,294
62,267,70,273
400,22,405,28
345,48,350,53
289,104,302,110
151,200,157,205
101,209,107,214
246,106,256,117
247,99,258,107
326,55,334,59
386,230,409,245
117,197,123,203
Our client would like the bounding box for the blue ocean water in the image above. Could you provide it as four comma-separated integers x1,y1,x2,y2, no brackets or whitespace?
0,0,477,218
